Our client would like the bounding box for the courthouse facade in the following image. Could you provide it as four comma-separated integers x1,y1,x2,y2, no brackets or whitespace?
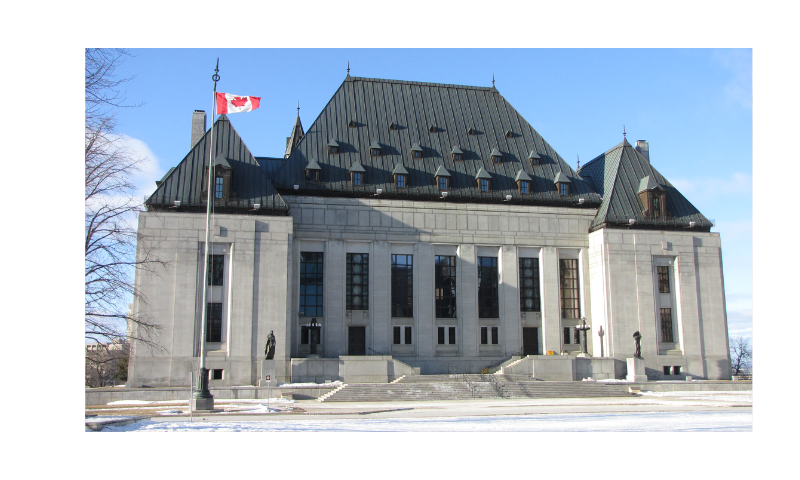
128,75,731,387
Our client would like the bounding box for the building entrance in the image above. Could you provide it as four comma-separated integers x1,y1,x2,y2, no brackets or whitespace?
348,326,366,355
523,327,539,355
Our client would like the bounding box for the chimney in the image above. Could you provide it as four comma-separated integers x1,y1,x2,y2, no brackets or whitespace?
635,140,649,163
191,110,206,148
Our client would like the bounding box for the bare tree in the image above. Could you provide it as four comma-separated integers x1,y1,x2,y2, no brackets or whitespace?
729,336,752,376
85,48,166,350
85,343,130,388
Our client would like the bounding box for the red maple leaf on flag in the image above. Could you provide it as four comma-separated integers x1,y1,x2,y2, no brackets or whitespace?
231,96,249,107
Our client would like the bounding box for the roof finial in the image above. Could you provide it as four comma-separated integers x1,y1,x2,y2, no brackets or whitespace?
492,73,495,88
577,154,580,170
297,101,300,115
623,124,626,139
347,61,350,77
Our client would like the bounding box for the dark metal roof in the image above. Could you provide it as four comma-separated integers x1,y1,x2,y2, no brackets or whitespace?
637,175,663,193
434,165,451,177
475,167,492,179
305,158,322,170
515,169,532,182
271,76,601,206
255,157,287,180
146,115,288,214
579,139,712,232
392,163,409,175
553,171,571,184
284,112,304,158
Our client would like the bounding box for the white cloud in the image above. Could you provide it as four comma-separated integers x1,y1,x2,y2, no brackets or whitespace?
110,133,165,201
669,172,752,204
712,49,752,111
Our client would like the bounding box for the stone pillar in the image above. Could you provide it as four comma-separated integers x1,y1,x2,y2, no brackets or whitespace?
541,247,561,355
501,245,521,355
416,242,435,357
372,241,392,354
626,357,647,382
325,239,346,357
459,244,478,356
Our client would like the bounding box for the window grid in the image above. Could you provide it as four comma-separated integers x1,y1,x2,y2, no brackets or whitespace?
438,177,448,190
299,252,323,317
520,181,529,194
353,172,362,186
563,327,571,345
208,254,224,286
397,175,405,188
573,327,580,345
519,257,540,312
560,183,568,196
206,303,222,342
215,177,223,199
480,179,489,192
478,257,499,318
657,266,670,293
435,255,457,318
559,259,580,318
391,254,413,317
660,308,674,343
346,253,369,310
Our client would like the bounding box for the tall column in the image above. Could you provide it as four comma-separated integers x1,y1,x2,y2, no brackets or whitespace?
325,239,346,357
501,245,521,355
459,244,478,356
541,247,561,354
416,242,435,357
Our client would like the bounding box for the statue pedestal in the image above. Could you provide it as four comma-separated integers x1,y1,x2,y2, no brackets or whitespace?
259,360,276,387
576,352,592,358
626,357,647,382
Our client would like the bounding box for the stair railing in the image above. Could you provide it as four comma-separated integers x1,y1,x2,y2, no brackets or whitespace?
489,374,507,399
462,374,475,399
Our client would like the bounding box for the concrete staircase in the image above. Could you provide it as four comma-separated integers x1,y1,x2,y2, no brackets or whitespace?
319,379,631,402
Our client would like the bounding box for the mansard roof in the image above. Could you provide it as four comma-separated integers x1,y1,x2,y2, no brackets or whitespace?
146,115,288,214
579,138,712,232
272,76,601,205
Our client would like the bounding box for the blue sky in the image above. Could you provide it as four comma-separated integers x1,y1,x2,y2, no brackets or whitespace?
112,48,752,339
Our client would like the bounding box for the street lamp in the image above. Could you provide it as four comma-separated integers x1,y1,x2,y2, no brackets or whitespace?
576,318,591,357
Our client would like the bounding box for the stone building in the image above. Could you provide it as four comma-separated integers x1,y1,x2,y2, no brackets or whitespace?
128,75,730,387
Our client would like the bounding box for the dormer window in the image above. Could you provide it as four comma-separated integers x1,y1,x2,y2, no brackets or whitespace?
490,147,502,163
203,153,233,201
515,169,532,194
529,151,541,166
215,176,224,199
520,181,529,194
392,164,409,188
353,172,362,186
554,171,571,196
349,161,366,186
434,165,451,191
369,141,381,157
327,140,340,155
451,146,464,161
305,158,322,183
637,175,667,219
411,143,423,160
476,167,492,192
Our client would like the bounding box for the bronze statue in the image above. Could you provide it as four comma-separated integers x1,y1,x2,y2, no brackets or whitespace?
633,331,642,359
265,330,276,360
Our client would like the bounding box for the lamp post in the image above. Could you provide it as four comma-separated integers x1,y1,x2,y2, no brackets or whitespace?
576,318,591,357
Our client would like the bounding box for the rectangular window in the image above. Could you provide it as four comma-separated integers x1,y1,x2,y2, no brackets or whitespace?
663,366,671,375
672,366,681,375
206,302,222,342
439,177,448,190
559,258,580,318
435,255,456,318
438,326,457,345
391,254,413,317
660,308,674,343
491,327,499,345
300,326,321,345
519,257,540,312
353,172,362,186
481,326,488,345
520,181,529,194
563,327,571,345
207,254,224,286
211,369,223,380
215,176,224,199
393,326,412,345
560,183,568,196
300,252,324,317
397,175,405,188
657,266,670,293
574,327,580,345
480,179,489,192
346,253,369,310
478,257,499,318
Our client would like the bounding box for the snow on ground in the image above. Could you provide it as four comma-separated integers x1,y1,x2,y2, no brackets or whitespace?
277,381,342,387
640,391,752,403
107,398,296,406
98,410,752,432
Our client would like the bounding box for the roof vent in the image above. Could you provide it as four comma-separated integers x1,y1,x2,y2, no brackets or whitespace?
505,130,513,138
467,128,476,135
348,120,357,128
389,123,398,131
429,125,437,133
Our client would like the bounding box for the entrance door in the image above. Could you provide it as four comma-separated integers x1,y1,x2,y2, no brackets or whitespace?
348,326,366,355
522,327,539,355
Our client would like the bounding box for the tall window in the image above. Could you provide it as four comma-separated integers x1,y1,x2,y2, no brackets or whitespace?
206,303,222,342
519,258,540,312
563,327,571,344
559,258,580,318
435,255,456,318
346,253,369,310
207,254,224,286
658,266,670,293
439,177,448,190
300,252,323,317
353,172,362,186
660,308,674,342
560,183,568,196
520,181,529,194
391,254,413,317
480,179,489,192
215,177,224,198
396,175,406,188
478,257,499,318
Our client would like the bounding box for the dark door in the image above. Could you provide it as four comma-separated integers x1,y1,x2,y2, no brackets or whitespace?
522,327,539,355
348,326,366,355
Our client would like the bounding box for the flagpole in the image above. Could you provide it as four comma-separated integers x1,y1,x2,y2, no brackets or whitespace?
192,58,220,412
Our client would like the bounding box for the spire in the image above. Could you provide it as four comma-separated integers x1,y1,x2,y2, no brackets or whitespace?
285,105,305,158
576,154,581,172
492,73,495,88
347,61,350,77
623,124,626,140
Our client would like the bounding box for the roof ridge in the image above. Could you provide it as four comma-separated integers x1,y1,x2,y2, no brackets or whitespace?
582,140,627,169
349,76,495,91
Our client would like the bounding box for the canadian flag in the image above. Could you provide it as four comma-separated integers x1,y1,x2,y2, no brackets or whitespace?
216,92,261,114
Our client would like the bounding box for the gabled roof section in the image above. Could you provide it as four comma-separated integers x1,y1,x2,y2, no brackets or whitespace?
490,147,502,158
528,150,541,159
272,76,601,205
255,157,287,181
580,139,713,231
146,115,288,214
349,161,366,173
434,165,451,177
553,171,571,184
637,175,663,193
305,158,322,170
392,164,409,175
514,169,532,182
410,143,424,153
284,111,304,158
475,167,492,179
